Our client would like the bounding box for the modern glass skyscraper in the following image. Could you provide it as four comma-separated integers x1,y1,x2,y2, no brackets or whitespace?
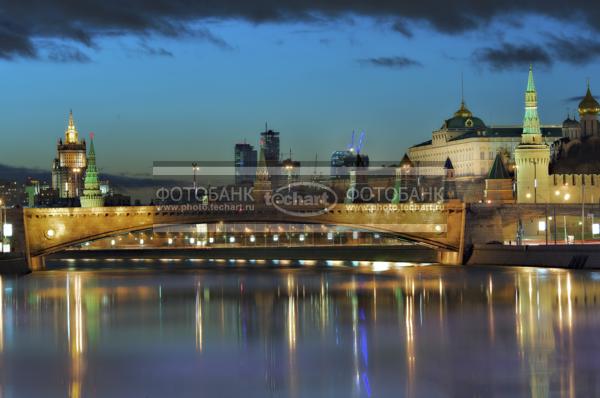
234,142,257,185
260,129,280,167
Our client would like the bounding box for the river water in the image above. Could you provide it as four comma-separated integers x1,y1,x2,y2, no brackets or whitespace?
0,261,599,397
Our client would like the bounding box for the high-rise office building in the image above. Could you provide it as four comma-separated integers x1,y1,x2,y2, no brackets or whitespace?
234,142,257,185
260,128,280,167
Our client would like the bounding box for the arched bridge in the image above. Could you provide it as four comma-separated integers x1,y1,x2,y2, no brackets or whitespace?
19,201,466,269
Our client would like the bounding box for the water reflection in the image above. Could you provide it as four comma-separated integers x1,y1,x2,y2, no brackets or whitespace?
67,274,85,398
1,264,600,396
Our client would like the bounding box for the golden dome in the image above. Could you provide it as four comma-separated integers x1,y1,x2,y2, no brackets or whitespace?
454,100,473,118
578,84,600,116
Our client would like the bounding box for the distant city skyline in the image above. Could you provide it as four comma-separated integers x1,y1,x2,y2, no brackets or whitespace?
1,8,600,176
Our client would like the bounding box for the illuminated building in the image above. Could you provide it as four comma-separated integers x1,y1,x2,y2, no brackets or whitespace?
407,97,561,178
80,135,105,208
252,137,272,202
281,158,301,187
51,111,87,199
0,180,26,207
516,68,600,203
484,153,514,203
578,83,600,136
234,142,257,185
260,127,280,167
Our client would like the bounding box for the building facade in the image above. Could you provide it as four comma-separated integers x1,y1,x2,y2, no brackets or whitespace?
51,111,87,199
260,128,280,167
407,100,561,178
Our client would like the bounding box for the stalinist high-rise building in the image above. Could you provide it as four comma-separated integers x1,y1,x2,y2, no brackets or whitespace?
51,111,87,199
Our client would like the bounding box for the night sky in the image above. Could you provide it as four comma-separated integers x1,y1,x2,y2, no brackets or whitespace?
1,1,599,175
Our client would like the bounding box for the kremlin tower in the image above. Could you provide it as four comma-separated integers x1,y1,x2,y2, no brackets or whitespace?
80,134,105,208
252,137,272,204
514,66,550,203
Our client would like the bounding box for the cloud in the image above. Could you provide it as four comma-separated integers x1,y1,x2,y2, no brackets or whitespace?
137,42,173,57
546,34,600,65
45,44,91,63
358,56,422,69
196,27,233,50
1,1,600,62
563,95,584,103
473,34,600,71
391,20,412,38
472,43,552,70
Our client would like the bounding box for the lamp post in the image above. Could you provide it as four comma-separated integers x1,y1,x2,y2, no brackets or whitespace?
545,204,549,245
581,180,585,244
553,205,557,245
0,198,4,243
533,160,537,204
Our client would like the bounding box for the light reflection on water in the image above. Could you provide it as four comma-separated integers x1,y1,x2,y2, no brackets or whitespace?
0,263,599,397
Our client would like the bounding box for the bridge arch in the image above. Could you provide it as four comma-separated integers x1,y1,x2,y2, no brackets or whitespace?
21,203,465,265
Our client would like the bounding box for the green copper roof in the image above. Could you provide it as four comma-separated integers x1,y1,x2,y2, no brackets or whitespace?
487,153,511,179
523,66,541,136
81,135,104,207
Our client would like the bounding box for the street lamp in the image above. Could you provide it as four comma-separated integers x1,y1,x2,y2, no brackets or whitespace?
0,198,4,242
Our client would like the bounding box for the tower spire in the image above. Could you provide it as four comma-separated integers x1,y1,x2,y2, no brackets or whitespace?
65,109,79,144
252,136,272,202
461,71,464,105
526,64,536,92
80,133,105,208
522,65,541,142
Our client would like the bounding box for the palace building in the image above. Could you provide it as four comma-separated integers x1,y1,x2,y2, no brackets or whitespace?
401,68,600,204
407,99,561,179
51,111,87,199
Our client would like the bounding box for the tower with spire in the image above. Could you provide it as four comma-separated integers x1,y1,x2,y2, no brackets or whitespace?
252,137,272,204
521,66,543,144
51,110,88,200
79,134,104,207
80,134,105,208
515,66,550,203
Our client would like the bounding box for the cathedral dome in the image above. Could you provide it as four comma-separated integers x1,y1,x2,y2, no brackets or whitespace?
578,84,600,116
562,116,580,127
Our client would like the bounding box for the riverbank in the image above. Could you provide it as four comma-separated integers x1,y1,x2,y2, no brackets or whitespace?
467,244,600,269
0,255,31,275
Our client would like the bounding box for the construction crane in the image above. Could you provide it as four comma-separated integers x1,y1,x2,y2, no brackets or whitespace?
347,130,366,154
